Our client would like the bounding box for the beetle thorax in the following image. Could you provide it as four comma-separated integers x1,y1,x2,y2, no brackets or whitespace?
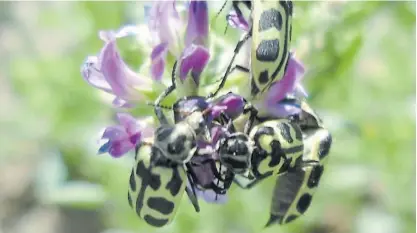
154,124,197,164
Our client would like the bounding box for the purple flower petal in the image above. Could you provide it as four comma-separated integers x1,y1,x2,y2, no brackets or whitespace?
209,105,228,121
99,113,154,158
83,29,154,108
263,54,306,117
112,97,135,108
213,93,245,120
266,55,305,103
148,1,183,56
117,113,141,135
264,98,302,118
179,45,210,83
102,125,127,141
196,189,228,204
150,43,169,81
129,134,141,145
269,104,302,118
99,38,142,101
108,140,136,158
137,118,155,140
81,56,112,93
185,0,208,46
227,9,249,32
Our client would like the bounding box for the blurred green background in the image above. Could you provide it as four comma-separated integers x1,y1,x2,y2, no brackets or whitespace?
0,1,415,233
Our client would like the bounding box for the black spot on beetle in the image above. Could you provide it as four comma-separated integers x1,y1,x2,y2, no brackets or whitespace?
148,197,175,215
135,160,162,216
258,70,269,84
258,9,282,32
307,165,324,188
166,166,183,196
318,133,332,160
256,39,279,62
269,140,285,167
250,148,268,177
297,194,312,214
136,161,161,191
278,123,293,143
143,215,169,227
129,171,136,192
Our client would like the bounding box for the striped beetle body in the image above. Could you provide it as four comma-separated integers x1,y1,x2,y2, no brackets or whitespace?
250,0,293,96
210,0,294,100
128,97,214,228
266,101,333,226
128,145,189,228
267,127,332,226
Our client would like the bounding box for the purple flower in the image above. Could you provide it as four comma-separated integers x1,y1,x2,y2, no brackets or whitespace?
98,113,153,158
178,44,210,83
264,54,307,117
150,43,169,81
147,0,210,84
226,9,250,32
209,93,246,120
185,0,209,46
147,1,182,80
82,30,152,108
148,1,183,56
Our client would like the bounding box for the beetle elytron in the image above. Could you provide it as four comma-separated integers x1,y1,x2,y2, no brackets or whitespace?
210,0,293,101
266,100,332,226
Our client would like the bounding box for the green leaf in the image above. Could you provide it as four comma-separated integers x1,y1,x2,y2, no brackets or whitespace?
35,150,68,192
336,34,363,76
41,181,107,209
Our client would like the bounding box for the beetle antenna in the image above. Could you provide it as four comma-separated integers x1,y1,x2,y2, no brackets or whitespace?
146,102,173,110
210,0,229,29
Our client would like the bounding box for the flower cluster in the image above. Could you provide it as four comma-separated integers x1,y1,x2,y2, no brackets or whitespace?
81,0,307,203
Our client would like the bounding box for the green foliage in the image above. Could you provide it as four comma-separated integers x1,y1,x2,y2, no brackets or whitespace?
3,1,415,233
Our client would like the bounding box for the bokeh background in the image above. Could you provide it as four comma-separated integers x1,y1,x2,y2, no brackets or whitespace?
0,1,415,233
